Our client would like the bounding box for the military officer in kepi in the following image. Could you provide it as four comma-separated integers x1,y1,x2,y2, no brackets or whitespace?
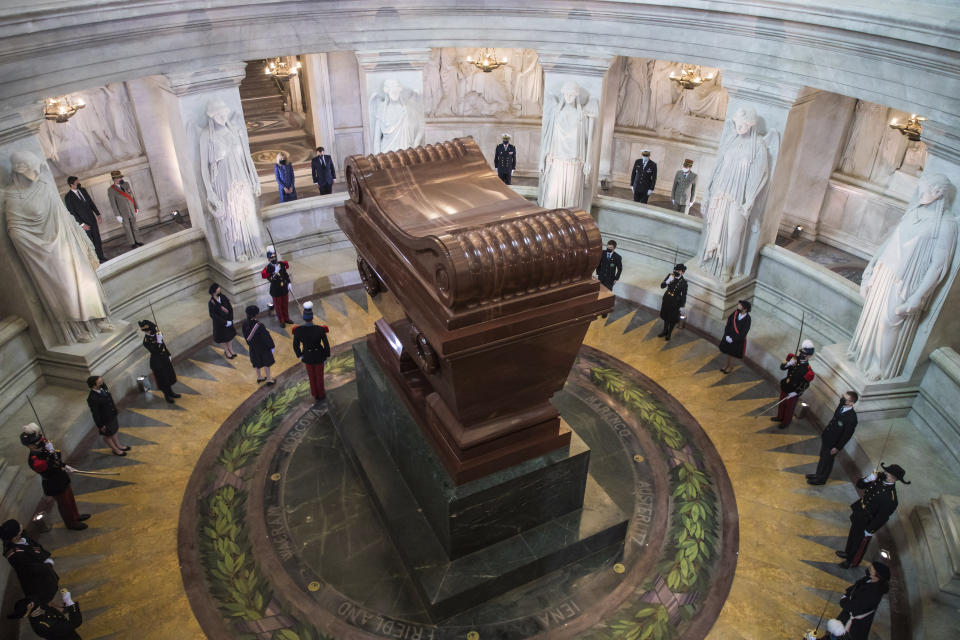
494,134,516,185
658,263,687,340
837,463,908,568
671,159,697,213
771,340,816,429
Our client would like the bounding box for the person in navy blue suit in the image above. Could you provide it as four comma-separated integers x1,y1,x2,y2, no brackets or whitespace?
274,153,297,202
311,147,336,195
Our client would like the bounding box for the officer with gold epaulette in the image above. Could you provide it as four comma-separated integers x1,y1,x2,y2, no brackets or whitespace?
657,263,687,341
772,340,816,429
837,463,908,568
7,591,83,639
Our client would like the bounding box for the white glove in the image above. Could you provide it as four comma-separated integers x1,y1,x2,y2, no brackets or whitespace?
45,441,55,453
724,336,733,343
787,358,797,367
647,189,653,195
65,465,76,473
787,391,798,399
44,558,54,565
864,530,873,537
61,590,74,607
226,321,232,327
666,275,675,284
299,356,304,362
156,333,163,344
271,348,275,354
116,216,123,224
864,472,877,483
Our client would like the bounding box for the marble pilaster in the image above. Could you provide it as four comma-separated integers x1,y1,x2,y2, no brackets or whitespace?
536,52,614,213
301,53,338,158
158,62,265,305
355,49,430,154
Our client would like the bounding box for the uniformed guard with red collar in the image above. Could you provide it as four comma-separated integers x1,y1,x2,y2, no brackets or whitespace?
292,301,331,401
261,246,292,325
20,424,90,530
772,339,816,429
837,464,908,568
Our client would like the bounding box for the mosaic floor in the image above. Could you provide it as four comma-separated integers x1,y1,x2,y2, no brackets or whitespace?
23,290,899,639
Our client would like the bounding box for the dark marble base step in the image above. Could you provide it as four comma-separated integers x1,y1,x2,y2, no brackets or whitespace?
328,372,628,620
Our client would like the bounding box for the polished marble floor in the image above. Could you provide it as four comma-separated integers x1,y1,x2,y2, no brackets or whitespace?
19,291,900,639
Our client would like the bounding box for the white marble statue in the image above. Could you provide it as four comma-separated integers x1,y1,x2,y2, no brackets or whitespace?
698,107,776,281
38,82,142,176
458,57,512,116
370,79,425,153
423,48,542,118
424,49,463,116
616,57,652,129
538,81,598,210
848,173,958,380
2,150,111,344
837,100,887,180
648,60,682,130
198,99,263,262
677,69,728,121
511,49,543,117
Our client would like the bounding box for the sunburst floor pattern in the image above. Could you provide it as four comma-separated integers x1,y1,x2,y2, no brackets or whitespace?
22,291,891,639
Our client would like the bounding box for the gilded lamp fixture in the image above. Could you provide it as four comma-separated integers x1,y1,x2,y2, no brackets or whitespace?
43,96,85,123
264,57,302,78
669,65,713,90
889,114,926,141
465,48,508,73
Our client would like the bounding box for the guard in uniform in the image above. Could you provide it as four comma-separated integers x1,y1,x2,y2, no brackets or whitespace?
772,340,816,428
630,150,657,203
261,246,292,325
139,320,181,403
292,301,331,401
20,424,89,530
1,519,60,605
657,263,687,340
596,240,622,291
494,134,516,185
807,391,859,485
8,593,83,640
836,561,890,640
837,464,908,568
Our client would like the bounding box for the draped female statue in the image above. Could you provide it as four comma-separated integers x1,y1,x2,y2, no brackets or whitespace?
616,57,652,128
369,79,424,154
198,99,263,262
848,173,958,380
2,150,111,344
698,107,775,281
538,81,598,210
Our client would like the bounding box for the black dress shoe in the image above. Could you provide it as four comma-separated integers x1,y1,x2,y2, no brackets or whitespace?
121,446,131,451
665,333,671,341
78,514,91,521
67,522,88,530
807,478,825,485
835,550,847,558
600,313,608,319
112,450,127,456
171,393,181,398
777,423,789,429
839,560,851,569
805,474,817,479
770,417,782,422
165,396,175,404
657,331,667,337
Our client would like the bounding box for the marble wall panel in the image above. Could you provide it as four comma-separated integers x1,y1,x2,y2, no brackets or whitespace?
817,179,907,259
910,348,960,466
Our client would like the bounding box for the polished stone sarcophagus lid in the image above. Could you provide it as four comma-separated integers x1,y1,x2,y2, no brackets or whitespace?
336,137,613,483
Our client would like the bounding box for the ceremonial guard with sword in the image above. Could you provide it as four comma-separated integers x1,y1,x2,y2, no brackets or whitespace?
657,263,687,341
19,424,90,530
261,246,292,326
837,463,908,569
771,339,816,428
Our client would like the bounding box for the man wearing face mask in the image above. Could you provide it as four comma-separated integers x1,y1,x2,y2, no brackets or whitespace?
771,340,816,429
494,134,516,185
807,391,859,485
671,159,697,213
658,263,687,340
596,240,622,292
834,561,890,640
261,246,292,325
837,464,907,568
20,424,90,530
1,519,60,606
63,176,107,262
630,150,657,204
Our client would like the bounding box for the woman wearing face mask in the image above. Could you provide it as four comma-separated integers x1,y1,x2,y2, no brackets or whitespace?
86,376,129,456
834,561,890,640
138,320,181,404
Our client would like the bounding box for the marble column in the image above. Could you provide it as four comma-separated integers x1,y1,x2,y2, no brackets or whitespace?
159,62,265,303
355,49,430,154
301,52,338,159
0,104,136,387
813,120,960,418
596,56,626,190
536,52,615,213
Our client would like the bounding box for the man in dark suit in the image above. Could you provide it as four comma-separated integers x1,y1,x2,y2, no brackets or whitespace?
630,150,657,204
311,147,336,195
63,176,106,262
807,391,859,485
596,239,622,291
494,134,516,185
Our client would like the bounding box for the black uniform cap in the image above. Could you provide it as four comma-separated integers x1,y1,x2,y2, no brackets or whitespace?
881,463,910,484
674,263,687,272
0,519,20,541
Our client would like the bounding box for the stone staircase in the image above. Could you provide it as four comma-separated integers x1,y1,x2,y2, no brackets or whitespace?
240,62,286,118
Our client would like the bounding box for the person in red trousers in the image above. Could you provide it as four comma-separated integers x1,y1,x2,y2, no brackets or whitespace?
20,424,90,530
261,246,292,326
292,301,330,401
772,340,816,429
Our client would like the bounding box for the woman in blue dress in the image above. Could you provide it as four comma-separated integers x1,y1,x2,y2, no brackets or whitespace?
274,153,297,202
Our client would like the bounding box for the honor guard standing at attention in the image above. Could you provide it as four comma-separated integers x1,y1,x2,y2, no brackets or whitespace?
494,134,516,185
807,391,859,485
20,424,90,530
7,592,83,640
107,169,142,249
772,340,816,428
1,519,60,606
835,561,890,640
261,246,292,325
292,301,331,402
139,320,181,403
658,263,687,340
596,240,623,292
630,150,657,203
837,464,908,568
671,159,697,213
